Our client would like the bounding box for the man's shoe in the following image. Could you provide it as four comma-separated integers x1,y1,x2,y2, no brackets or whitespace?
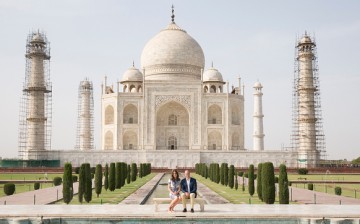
183,208,187,212
191,209,194,213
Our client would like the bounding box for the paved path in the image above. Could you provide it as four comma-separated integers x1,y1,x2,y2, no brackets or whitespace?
0,182,79,205
120,173,164,204
0,204,360,221
197,181,229,204
239,176,360,204
290,186,360,205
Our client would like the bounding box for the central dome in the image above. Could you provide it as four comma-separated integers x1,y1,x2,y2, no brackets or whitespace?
141,22,205,81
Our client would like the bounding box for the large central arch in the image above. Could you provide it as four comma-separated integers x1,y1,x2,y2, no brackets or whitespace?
156,101,189,150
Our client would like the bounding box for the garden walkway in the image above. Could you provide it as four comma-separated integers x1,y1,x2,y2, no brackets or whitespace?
0,182,79,205
238,176,360,204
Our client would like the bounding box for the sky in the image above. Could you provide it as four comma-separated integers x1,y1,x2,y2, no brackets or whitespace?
0,0,359,160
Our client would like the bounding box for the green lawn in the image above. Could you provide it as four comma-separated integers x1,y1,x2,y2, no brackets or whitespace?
288,174,360,199
0,173,62,180
56,173,156,204
192,174,289,204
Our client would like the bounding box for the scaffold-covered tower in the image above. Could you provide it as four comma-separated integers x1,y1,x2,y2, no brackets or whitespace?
18,31,52,160
291,32,326,168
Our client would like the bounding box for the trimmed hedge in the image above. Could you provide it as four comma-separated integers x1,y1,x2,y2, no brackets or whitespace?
297,168,309,175
279,164,289,204
104,164,109,191
335,187,342,196
62,162,73,204
235,172,239,190
308,183,314,191
115,162,121,189
109,163,116,191
127,164,131,184
261,162,275,204
34,182,40,190
228,165,235,189
72,175,78,183
131,163,137,182
4,183,15,196
257,163,263,201
78,163,85,203
53,177,62,186
248,164,255,196
95,164,103,197
84,163,92,203
238,171,244,177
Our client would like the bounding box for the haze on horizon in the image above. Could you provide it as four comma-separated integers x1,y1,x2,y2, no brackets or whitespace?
0,0,359,161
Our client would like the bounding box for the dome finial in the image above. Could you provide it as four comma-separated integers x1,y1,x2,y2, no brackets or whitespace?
132,60,135,67
171,4,175,22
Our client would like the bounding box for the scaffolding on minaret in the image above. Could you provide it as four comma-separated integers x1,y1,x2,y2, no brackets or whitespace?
290,33,327,164
18,31,52,160
75,78,94,150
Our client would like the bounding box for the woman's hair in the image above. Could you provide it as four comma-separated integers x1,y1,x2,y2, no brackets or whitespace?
171,169,180,181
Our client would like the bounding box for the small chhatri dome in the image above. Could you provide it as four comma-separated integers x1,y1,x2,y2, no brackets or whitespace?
254,81,262,88
203,65,224,82
140,6,205,81
121,64,143,83
31,31,45,42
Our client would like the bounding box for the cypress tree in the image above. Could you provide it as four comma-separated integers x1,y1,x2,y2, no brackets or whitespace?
220,163,225,185
104,164,109,191
78,163,85,203
115,162,121,189
257,163,263,201
139,163,143,178
84,163,92,203
224,163,229,186
228,165,235,188
131,163,137,182
235,172,239,190
248,164,255,196
122,163,127,186
216,163,220,184
242,176,245,191
109,163,116,191
205,165,208,179
62,162,73,204
261,162,275,204
127,164,131,184
279,164,289,204
95,164,102,197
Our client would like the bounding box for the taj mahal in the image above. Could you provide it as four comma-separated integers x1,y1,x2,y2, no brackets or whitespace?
17,9,324,168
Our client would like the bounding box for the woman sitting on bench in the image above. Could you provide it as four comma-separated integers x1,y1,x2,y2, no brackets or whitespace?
168,169,181,212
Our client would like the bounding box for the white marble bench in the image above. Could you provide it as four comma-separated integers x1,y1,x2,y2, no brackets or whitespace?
153,197,205,212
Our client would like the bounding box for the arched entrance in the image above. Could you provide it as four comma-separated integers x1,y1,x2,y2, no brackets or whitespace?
156,101,189,150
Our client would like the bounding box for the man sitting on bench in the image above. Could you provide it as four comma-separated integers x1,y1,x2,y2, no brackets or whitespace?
180,170,197,213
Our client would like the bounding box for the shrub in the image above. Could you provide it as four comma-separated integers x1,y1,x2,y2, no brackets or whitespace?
72,175,78,183
248,164,255,196
90,167,96,174
228,165,235,189
244,173,248,178
34,182,40,190
53,177,62,186
74,167,80,174
261,162,275,204
78,163,85,203
279,164,289,204
95,164,103,197
109,163,116,191
275,176,279,183
242,176,245,191
238,171,244,177
62,162,73,204
91,173,94,179
122,163,127,187
220,163,225,185
308,183,314,191
104,164,109,191
139,163,143,178
84,163,92,203
257,163,263,201
335,187,342,196
297,168,309,175
4,183,15,195
254,174,257,180
131,163,137,182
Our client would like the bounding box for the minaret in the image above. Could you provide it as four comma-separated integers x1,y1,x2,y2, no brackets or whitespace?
253,81,264,151
294,33,322,167
18,31,52,160
76,78,94,150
